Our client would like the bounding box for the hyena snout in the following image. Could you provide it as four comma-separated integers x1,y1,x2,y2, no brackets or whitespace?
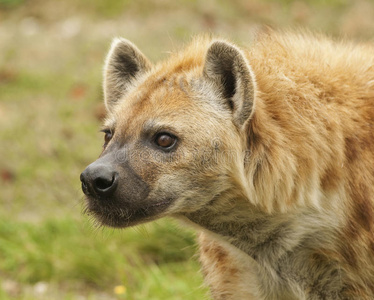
80,162,118,198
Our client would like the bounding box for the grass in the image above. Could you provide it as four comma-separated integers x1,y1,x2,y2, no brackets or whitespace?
1,0,374,299
0,215,206,299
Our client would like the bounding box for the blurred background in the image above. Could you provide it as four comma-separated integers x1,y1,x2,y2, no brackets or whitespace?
0,0,374,299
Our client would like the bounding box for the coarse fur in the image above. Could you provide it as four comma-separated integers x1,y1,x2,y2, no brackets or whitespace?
82,29,374,299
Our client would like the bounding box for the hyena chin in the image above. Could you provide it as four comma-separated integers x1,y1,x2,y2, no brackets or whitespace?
81,30,374,299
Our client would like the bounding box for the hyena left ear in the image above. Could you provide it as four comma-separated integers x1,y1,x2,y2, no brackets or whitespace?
104,38,152,113
203,41,256,128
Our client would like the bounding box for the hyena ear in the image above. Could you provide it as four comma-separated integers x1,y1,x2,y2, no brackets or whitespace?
103,38,152,113
203,41,256,128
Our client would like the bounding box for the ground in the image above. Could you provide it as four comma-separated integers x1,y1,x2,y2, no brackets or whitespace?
1,0,374,299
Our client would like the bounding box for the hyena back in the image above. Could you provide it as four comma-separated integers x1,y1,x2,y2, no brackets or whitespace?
81,30,374,299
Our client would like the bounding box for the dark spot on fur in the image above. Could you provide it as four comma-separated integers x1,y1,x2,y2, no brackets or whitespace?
228,267,239,277
345,136,359,162
370,240,374,252
320,166,340,191
356,200,372,232
214,246,228,262
351,184,372,232
340,242,358,269
344,219,360,240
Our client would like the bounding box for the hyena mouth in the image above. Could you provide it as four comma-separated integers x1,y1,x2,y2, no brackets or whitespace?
84,196,173,228
81,155,174,227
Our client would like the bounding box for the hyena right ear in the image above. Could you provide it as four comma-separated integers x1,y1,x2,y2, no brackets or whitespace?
203,40,256,128
103,38,152,113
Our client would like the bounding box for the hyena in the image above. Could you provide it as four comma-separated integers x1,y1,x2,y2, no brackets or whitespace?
80,30,374,299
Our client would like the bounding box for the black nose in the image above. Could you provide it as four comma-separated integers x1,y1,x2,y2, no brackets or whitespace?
80,163,118,198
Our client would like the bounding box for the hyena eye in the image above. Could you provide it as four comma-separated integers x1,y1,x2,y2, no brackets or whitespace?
154,132,177,150
101,129,113,148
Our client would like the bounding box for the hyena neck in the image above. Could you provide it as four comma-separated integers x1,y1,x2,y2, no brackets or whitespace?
183,199,349,296
185,196,345,265
186,202,316,261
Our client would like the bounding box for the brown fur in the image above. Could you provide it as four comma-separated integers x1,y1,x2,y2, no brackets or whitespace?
82,30,374,299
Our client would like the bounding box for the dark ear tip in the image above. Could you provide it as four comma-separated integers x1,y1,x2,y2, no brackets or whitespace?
209,40,233,49
111,37,130,47
207,40,240,58
109,38,138,58
209,40,228,49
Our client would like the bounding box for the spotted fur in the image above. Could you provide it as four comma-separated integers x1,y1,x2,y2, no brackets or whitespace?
88,30,374,299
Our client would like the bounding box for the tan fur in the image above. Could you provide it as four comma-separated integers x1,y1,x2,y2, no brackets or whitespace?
84,30,374,299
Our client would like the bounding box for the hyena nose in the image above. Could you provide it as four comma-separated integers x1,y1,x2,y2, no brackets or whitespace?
80,164,118,198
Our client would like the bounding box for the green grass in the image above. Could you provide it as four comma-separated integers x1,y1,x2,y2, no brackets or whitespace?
0,216,207,299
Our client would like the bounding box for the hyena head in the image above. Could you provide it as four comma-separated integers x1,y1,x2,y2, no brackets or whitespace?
80,38,256,227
